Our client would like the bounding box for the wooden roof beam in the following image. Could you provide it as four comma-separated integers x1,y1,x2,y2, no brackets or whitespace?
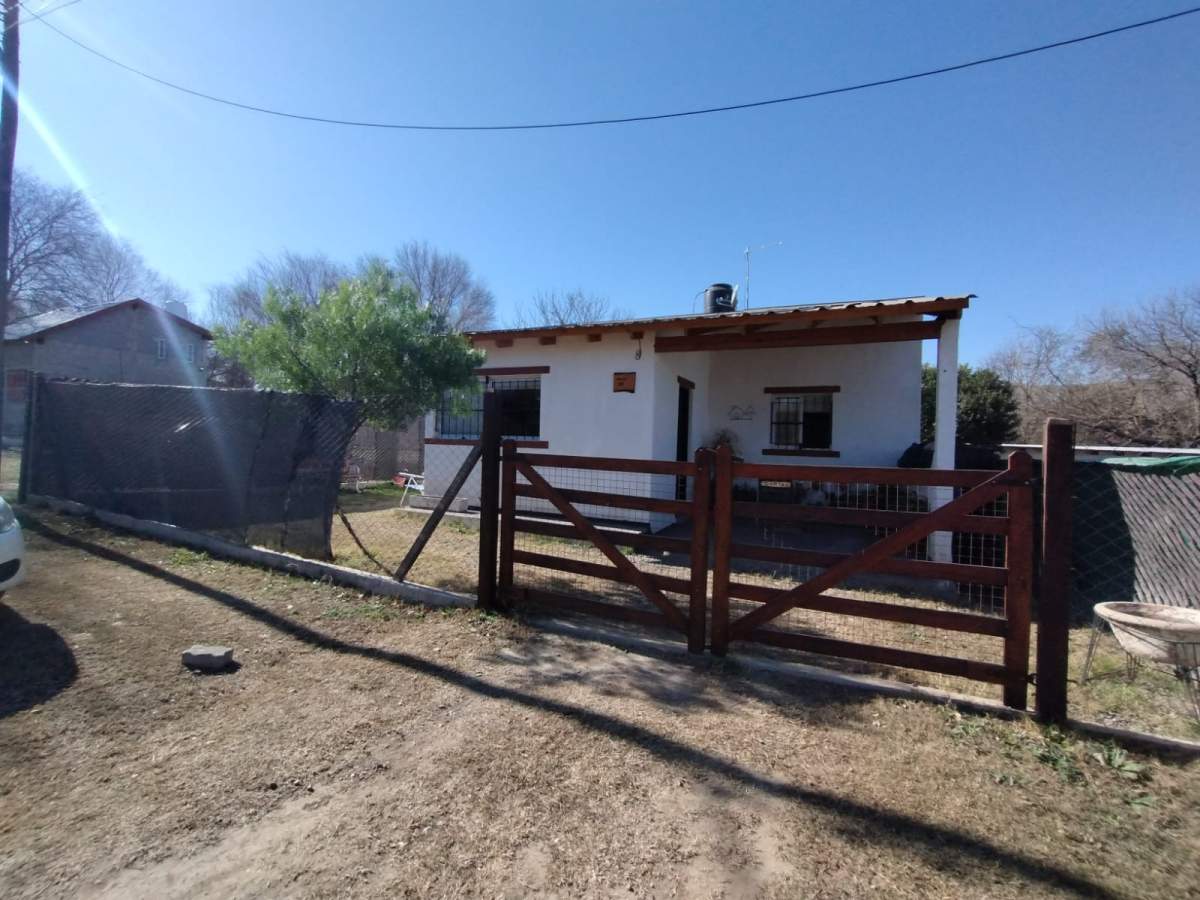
655,320,941,353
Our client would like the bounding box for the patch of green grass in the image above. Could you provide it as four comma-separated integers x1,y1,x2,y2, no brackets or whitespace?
943,709,985,742
940,711,1161,797
167,548,210,566
1034,727,1085,783
1089,743,1150,782
361,482,405,496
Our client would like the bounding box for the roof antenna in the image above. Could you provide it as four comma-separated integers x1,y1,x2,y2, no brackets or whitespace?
744,240,783,309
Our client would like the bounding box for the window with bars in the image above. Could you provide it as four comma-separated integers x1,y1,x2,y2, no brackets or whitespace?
769,394,833,449
436,378,541,440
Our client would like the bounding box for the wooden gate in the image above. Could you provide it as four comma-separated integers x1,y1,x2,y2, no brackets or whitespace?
490,441,1036,710
710,446,1035,709
497,443,713,652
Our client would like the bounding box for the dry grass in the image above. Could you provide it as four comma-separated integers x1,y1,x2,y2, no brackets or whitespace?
0,447,21,497
331,503,481,593
3,511,1199,898
332,501,1200,740
1068,629,1200,741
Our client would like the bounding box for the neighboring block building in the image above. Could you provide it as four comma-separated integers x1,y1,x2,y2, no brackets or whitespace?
3,298,212,441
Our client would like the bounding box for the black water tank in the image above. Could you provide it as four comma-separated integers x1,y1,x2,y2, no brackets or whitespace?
704,283,736,314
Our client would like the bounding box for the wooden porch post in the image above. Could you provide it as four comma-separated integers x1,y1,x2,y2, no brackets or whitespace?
930,316,960,563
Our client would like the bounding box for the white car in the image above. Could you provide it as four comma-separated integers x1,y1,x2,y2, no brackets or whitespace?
0,498,25,594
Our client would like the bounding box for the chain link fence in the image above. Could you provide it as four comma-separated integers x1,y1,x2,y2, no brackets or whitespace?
1065,454,1200,738
21,380,485,596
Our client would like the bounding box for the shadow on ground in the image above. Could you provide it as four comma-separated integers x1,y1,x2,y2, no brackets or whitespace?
0,602,78,718
24,514,1117,899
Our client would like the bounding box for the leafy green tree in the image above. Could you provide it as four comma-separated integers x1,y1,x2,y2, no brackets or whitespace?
921,364,1020,446
215,266,483,429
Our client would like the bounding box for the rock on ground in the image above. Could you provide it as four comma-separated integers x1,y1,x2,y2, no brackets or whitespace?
181,644,234,671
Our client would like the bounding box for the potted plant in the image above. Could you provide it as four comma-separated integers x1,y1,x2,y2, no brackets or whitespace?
706,428,744,462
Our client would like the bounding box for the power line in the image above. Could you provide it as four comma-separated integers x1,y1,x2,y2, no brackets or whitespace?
26,4,1200,132
9,0,81,32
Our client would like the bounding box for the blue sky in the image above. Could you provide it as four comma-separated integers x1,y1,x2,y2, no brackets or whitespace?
14,0,1200,363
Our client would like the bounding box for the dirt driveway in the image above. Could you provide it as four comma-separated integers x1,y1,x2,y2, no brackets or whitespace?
2,513,1198,899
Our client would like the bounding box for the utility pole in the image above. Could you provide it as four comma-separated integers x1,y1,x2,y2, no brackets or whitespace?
0,0,19,462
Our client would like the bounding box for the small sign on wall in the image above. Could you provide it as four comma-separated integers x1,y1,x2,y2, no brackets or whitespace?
613,372,637,393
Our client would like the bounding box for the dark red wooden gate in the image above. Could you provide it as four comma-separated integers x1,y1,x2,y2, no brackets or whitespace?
498,443,713,653
710,446,1035,709
491,442,1036,710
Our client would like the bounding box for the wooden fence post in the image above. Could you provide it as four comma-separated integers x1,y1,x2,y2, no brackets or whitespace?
1037,418,1075,723
688,448,713,654
476,392,501,613
1003,450,1034,710
710,443,733,656
497,440,517,608
393,441,482,581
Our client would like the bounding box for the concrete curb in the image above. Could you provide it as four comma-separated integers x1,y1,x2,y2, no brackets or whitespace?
24,495,476,610
531,615,1200,758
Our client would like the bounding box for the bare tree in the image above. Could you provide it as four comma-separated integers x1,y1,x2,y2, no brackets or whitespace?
5,170,189,320
207,250,347,329
7,171,97,317
209,242,496,333
391,240,494,331
988,287,1200,447
510,289,631,327
1087,288,1200,444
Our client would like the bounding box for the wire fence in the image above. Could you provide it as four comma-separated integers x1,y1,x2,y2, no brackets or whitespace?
21,380,481,595
330,436,481,592
1065,455,1200,738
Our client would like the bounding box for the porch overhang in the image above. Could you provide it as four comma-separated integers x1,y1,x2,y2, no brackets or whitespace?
466,295,972,349
654,318,943,353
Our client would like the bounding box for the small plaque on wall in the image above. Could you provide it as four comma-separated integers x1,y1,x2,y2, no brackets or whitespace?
613,372,637,393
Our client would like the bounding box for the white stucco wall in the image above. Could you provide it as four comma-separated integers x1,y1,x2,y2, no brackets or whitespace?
422,324,924,522
703,340,922,468
422,334,663,521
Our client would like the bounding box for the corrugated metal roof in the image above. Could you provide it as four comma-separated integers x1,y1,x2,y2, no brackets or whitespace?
466,294,972,339
5,303,123,340
5,299,212,341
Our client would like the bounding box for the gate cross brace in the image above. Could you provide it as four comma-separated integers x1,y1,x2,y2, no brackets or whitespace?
515,459,689,631
728,469,1017,640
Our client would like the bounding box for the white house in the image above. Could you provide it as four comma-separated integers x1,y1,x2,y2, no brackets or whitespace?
421,293,969,533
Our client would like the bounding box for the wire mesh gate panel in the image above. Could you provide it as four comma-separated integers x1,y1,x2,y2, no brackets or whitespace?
498,445,712,651
712,447,1035,708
